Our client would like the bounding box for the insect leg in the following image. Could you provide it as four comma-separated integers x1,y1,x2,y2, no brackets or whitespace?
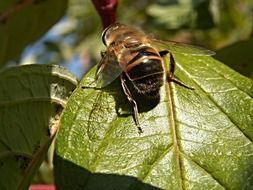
167,53,194,90
95,56,107,81
100,51,106,58
159,50,169,57
120,75,143,133
169,53,176,78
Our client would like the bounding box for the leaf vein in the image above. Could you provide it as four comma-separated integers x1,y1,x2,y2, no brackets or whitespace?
181,153,227,189
176,62,253,143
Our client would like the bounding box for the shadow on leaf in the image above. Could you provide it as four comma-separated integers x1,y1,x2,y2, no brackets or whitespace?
54,154,162,190
103,78,160,117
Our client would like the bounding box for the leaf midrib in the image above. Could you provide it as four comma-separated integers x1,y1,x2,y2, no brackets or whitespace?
165,81,184,190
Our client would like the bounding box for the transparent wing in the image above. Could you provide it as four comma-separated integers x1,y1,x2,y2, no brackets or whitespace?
150,38,215,56
95,53,123,88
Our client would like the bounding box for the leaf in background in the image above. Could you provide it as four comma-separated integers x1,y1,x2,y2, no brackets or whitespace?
146,3,194,29
214,38,253,79
146,0,214,29
55,54,253,189
207,0,253,48
195,0,214,29
0,64,78,189
0,0,68,67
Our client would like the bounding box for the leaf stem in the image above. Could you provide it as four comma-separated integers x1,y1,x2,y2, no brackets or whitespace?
91,0,118,29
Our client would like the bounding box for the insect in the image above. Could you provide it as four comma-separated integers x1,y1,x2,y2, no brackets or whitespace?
95,23,215,133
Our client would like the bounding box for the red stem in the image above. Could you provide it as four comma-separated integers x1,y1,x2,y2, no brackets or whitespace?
91,0,118,29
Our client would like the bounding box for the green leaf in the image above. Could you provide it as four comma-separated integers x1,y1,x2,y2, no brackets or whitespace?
147,3,194,29
214,38,253,79
55,55,253,190
0,64,78,190
0,0,68,67
146,0,214,29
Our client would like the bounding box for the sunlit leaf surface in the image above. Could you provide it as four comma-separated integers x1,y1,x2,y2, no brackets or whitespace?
55,54,253,189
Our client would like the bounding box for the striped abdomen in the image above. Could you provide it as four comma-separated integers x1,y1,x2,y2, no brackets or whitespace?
125,46,164,96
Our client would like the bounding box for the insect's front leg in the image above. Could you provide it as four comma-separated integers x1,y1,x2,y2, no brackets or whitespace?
100,51,106,58
120,75,143,134
95,51,109,82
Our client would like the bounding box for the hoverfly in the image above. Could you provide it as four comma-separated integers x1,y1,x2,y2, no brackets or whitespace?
95,23,215,133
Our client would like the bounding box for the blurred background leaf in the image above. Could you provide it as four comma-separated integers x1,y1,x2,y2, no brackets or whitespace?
215,38,253,79
0,0,68,68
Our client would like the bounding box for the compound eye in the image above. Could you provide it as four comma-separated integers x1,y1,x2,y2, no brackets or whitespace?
102,23,121,46
102,26,110,46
